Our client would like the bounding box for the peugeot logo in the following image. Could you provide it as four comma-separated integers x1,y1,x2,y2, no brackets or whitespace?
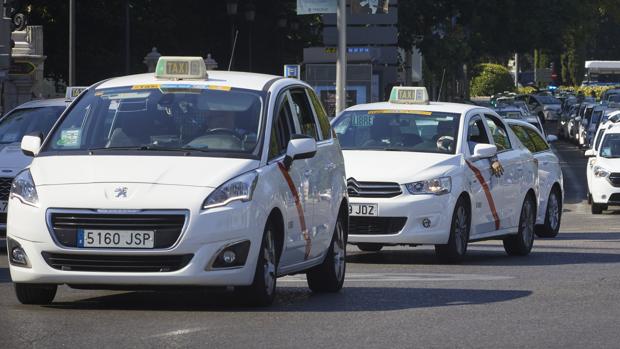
114,187,128,198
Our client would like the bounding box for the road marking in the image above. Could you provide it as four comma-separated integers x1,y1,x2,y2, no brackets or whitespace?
148,328,205,338
280,272,513,283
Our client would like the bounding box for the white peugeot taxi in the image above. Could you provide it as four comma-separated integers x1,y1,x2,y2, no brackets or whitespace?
7,56,348,306
332,87,538,262
585,123,620,214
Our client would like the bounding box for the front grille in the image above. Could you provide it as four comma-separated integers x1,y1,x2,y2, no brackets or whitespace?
0,213,6,225
0,177,12,201
349,217,407,235
347,178,402,198
48,211,187,249
608,193,620,204
42,252,193,272
608,173,620,187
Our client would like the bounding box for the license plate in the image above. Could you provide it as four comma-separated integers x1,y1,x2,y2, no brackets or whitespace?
78,229,155,248
349,203,378,217
0,200,7,213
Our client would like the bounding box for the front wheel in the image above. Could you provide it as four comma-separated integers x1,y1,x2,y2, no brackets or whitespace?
504,194,536,256
238,221,278,306
435,197,470,263
14,283,57,305
535,188,562,238
307,215,347,293
591,203,606,215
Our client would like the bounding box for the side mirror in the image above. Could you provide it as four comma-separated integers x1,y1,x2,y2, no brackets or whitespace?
21,134,42,157
471,143,497,161
546,135,558,143
584,149,596,157
283,136,317,170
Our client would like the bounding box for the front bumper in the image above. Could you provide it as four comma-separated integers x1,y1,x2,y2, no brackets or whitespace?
348,192,454,245
7,184,266,286
590,176,620,205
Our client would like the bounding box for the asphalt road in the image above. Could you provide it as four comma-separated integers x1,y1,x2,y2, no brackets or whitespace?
1,135,620,348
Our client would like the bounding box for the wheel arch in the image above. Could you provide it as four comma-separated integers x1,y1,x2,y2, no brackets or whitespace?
267,208,285,264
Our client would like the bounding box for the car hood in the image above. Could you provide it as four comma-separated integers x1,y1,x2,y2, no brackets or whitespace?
0,142,31,177
30,155,260,188
342,150,461,183
596,157,620,170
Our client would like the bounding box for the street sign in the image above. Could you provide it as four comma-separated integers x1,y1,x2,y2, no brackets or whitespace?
296,0,336,14
9,61,36,75
284,64,301,79
351,0,390,14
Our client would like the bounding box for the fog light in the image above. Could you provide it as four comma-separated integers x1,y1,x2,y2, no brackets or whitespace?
7,238,30,268
602,195,607,200
222,250,237,264
422,218,431,228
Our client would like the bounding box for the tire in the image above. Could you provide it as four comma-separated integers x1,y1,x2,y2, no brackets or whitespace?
504,194,536,256
591,203,605,215
14,283,57,305
307,215,346,293
535,188,562,238
238,220,278,306
357,243,383,252
435,197,470,263
587,192,592,205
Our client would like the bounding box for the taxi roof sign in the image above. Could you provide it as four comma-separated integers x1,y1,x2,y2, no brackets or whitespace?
65,86,88,102
155,56,208,80
389,86,429,105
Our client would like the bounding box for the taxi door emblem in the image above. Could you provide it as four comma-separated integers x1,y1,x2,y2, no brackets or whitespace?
114,187,128,198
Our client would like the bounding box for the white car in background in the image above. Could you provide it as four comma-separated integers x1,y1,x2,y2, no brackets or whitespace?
332,86,539,263
7,56,348,306
505,119,564,238
585,122,620,214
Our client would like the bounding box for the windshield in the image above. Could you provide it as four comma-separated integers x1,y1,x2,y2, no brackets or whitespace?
332,110,460,154
0,106,65,145
43,85,264,157
538,96,560,105
600,133,620,158
591,111,603,125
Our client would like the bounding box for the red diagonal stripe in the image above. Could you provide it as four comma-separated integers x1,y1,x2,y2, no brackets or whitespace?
466,160,501,230
277,162,312,259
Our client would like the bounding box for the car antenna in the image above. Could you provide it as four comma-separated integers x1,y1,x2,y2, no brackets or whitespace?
228,30,239,71
437,68,446,102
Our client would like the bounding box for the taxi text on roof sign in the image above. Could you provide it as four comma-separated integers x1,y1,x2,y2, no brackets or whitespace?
155,56,208,80
389,86,429,105
65,86,88,101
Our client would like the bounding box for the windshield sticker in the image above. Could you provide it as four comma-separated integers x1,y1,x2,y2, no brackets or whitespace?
207,85,232,91
368,109,433,116
131,84,160,90
57,129,81,147
351,114,374,127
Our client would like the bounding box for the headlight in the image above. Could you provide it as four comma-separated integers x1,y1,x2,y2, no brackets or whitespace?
593,165,610,178
10,169,39,206
203,171,258,209
405,176,451,195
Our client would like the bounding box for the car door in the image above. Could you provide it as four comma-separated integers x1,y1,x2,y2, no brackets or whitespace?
265,91,313,267
483,114,522,229
464,114,503,237
524,126,558,222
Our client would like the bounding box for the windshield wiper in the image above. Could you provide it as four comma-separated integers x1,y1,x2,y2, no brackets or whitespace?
87,145,209,154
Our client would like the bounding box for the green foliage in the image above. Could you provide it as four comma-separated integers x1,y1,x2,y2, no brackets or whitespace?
517,86,538,95
470,64,515,97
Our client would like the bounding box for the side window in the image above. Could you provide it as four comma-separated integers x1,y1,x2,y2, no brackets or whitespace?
467,116,491,154
289,89,319,140
268,95,295,160
524,128,549,152
595,129,606,150
484,114,512,151
308,88,331,140
509,125,537,153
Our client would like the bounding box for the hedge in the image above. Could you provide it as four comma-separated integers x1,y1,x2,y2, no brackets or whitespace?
470,63,515,97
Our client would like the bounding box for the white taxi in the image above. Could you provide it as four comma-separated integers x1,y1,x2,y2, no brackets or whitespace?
7,56,348,306
585,123,620,214
332,87,538,262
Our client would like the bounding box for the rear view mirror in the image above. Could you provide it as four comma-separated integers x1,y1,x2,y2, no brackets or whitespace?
21,134,42,157
471,143,497,161
283,136,317,170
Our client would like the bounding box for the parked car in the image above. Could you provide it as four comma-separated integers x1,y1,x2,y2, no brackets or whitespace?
505,119,563,238
584,123,620,214
516,94,562,121
495,105,546,136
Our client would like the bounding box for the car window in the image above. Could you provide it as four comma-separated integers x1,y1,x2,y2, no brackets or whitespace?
307,88,331,140
269,94,296,159
484,114,512,151
600,133,620,158
524,127,549,152
509,124,536,152
467,116,491,154
289,89,318,140
0,106,65,144
595,128,606,151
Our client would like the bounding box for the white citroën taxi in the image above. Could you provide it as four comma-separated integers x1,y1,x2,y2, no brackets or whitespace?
332,87,538,262
7,57,348,306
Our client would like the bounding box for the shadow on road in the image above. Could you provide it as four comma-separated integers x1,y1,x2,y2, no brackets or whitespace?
347,247,620,267
553,232,620,241
42,287,531,312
